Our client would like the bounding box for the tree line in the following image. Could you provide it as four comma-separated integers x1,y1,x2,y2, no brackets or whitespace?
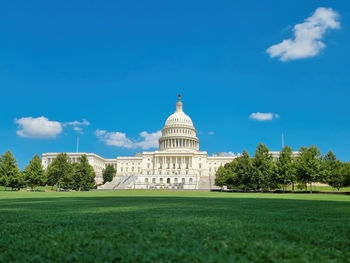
215,143,350,193
0,151,97,191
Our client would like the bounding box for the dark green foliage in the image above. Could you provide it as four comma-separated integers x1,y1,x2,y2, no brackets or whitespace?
24,154,46,190
72,155,96,190
214,165,228,189
252,143,274,191
343,162,350,187
235,150,254,190
0,191,349,262
295,146,322,193
0,150,23,190
274,145,295,192
215,143,350,192
103,164,116,184
46,153,73,190
322,151,345,190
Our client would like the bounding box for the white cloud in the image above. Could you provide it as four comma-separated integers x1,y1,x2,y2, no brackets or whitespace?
212,152,241,157
96,129,161,150
250,112,279,121
64,119,90,134
267,7,340,61
208,131,215,135
15,116,63,139
137,131,162,149
64,119,90,127
222,152,236,157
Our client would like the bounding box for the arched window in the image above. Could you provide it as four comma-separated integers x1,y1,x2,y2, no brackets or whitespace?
182,178,185,184
145,178,149,183
189,178,193,184
160,178,163,183
175,178,178,183
152,178,156,183
167,178,170,184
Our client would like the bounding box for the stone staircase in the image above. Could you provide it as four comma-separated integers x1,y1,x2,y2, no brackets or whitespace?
101,175,138,190
198,176,221,190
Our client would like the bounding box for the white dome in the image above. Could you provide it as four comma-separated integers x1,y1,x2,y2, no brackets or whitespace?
158,94,199,151
165,111,193,127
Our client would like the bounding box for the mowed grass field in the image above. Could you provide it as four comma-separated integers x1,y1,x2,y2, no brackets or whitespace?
0,191,349,262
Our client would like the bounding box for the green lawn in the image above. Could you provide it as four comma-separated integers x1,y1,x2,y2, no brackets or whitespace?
0,191,349,262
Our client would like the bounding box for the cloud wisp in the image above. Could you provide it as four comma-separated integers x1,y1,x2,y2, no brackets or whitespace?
96,130,161,150
267,7,340,61
64,119,90,134
212,152,241,157
250,112,279,121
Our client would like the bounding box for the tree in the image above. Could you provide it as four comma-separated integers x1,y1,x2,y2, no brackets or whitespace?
321,151,344,190
0,150,23,190
343,162,350,187
103,164,116,184
275,145,295,192
321,151,337,182
223,159,240,190
215,165,227,190
46,153,73,190
295,146,322,193
72,155,96,191
235,150,254,191
252,143,274,191
23,154,46,190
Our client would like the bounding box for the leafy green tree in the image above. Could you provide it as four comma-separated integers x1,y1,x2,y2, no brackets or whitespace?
72,155,96,191
0,150,23,190
103,164,116,184
321,151,344,190
321,151,337,182
214,165,226,189
223,159,240,189
295,146,322,193
343,162,350,187
329,161,347,191
235,150,254,191
275,145,295,192
23,154,46,190
252,143,274,191
46,153,73,190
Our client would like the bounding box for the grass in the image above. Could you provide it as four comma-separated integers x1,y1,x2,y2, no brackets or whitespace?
285,185,350,192
2,185,350,192
0,191,349,262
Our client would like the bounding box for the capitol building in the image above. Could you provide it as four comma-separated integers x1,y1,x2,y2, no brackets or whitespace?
42,95,236,190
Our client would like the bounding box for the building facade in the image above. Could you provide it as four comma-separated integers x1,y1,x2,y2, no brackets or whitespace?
42,95,235,189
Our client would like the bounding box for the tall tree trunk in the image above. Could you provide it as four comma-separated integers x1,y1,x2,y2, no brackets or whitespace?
292,183,294,192
310,182,312,194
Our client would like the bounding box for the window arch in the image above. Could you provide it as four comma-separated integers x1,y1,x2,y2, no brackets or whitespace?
152,178,156,183
189,178,193,184
145,178,149,183
167,178,170,184
182,178,185,184
160,178,163,183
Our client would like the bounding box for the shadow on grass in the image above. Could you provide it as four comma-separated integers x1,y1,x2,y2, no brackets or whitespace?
0,195,349,262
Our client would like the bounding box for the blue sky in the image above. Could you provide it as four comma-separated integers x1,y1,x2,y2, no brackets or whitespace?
0,0,349,168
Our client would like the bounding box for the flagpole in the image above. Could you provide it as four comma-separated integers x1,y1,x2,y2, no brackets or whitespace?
77,136,79,153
